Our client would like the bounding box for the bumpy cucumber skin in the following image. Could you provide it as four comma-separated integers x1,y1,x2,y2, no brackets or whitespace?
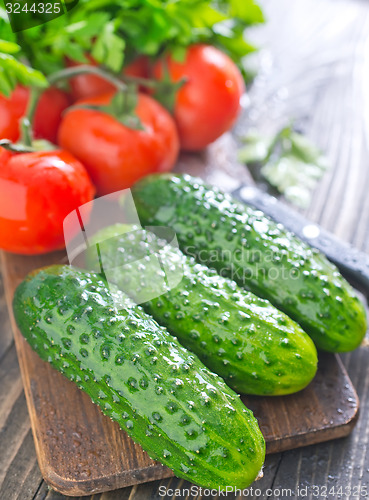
132,174,367,353
13,265,265,490
87,225,318,396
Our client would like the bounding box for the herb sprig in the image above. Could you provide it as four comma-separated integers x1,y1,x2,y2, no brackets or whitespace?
238,125,328,209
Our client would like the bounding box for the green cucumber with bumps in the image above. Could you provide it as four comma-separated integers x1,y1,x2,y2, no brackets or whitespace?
131,173,367,353
86,224,318,396
13,265,265,490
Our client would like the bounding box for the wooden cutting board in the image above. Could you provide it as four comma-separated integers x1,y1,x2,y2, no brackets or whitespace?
0,137,360,496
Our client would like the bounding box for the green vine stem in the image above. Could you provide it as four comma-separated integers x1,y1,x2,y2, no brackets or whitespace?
121,74,158,88
5,64,186,152
20,87,41,147
0,139,36,153
48,65,128,93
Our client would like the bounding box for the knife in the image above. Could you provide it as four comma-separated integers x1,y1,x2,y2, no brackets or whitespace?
232,184,369,299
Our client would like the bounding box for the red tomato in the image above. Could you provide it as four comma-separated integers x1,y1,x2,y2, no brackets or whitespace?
58,92,179,196
0,149,95,254
2,86,71,144
0,146,12,163
67,55,115,100
153,44,245,151
33,88,71,143
0,96,20,141
67,55,150,101
8,85,29,118
124,56,150,79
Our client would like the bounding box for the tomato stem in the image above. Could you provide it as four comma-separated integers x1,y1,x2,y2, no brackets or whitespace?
47,64,187,97
0,139,36,153
121,74,186,89
21,87,41,147
48,65,128,93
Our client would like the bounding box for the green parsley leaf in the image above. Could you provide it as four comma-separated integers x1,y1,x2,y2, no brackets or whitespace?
0,41,48,96
0,40,20,54
261,155,326,209
238,130,272,164
239,126,329,208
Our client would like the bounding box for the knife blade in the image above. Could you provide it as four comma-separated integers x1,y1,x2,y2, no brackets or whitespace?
232,184,369,298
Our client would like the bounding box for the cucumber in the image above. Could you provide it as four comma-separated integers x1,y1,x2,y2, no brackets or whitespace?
131,173,367,353
86,224,318,396
13,265,265,490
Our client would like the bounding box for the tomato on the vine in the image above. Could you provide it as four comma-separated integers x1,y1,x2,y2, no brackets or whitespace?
58,92,179,196
0,86,71,144
0,96,20,142
7,85,29,119
153,44,245,151
33,88,71,144
67,55,150,101
0,149,95,255
0,146,12,164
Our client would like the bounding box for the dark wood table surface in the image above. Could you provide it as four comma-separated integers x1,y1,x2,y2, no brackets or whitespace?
2,0,369,498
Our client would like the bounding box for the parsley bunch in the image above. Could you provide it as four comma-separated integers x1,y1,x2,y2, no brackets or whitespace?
0,0,264,95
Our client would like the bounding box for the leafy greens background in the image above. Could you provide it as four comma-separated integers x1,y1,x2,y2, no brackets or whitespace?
0,0,264,95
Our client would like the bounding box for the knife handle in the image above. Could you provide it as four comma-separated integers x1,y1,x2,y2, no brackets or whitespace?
232,186,369,298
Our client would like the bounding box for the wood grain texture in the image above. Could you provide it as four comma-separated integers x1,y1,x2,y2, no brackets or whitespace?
1,0,369,498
